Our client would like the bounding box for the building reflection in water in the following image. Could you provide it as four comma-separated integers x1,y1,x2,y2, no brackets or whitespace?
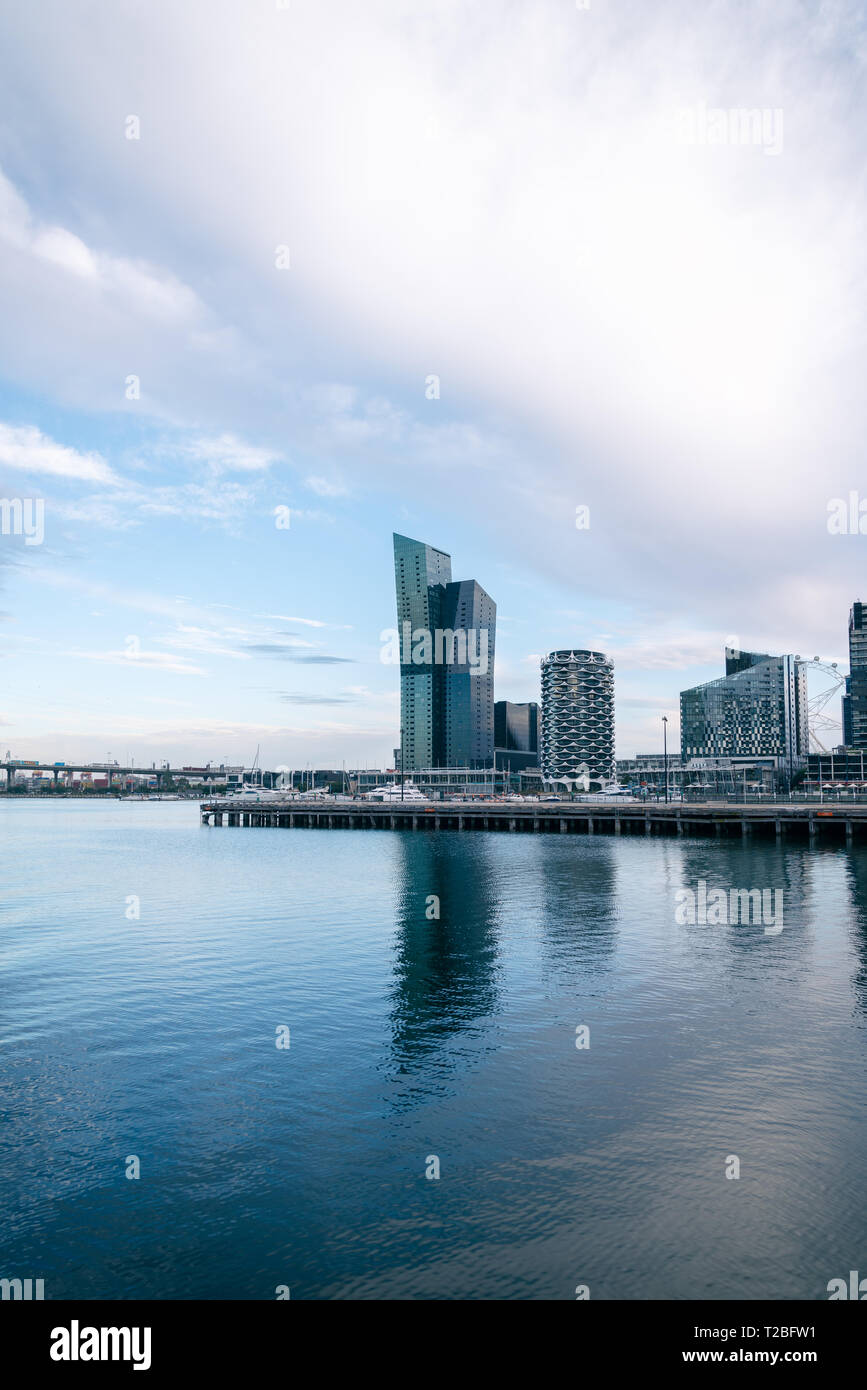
674,838,813,974
532,838,620,989
842,849,867,1017
388,832,502,1091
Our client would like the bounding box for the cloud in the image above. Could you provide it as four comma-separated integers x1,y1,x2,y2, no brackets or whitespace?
305,474,349,497
242,641,320,656
0,167,200,326
258,613,353,629
1,0,866,760
276,693,357,705
66,648,206,676
0,423,118,484
185,433,282,473
280,655,356,665
52,477,260,530
160,625,254,660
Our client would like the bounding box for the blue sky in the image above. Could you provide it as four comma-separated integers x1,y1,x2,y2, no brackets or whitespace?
1,0,864,767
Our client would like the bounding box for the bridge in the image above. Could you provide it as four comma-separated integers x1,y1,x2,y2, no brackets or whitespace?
200,798,867,844
1,760,226,788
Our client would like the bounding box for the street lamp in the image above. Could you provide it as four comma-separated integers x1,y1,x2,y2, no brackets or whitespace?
662,715,669,804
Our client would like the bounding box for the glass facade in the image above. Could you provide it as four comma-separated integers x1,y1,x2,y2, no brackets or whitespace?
393,533,452,770
843,602,867,749
393,534,496,772
494,701,539,753
680,648,808,767
540,650,615,784
442,579,496,769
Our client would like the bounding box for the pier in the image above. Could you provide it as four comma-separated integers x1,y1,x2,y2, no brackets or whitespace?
200,799,867,843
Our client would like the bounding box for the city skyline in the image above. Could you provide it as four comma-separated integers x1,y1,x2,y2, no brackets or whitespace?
0,507,858,768
1,3,865,766
394,532,496,772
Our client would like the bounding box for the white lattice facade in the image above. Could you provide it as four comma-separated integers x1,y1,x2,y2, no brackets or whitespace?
541,650,615,785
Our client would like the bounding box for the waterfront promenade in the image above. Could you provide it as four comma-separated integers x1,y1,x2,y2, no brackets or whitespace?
200,798,867,843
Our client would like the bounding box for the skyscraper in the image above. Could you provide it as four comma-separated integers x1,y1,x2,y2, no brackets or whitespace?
393,533,496,771
442,579,496,768
494,701,539,754
843,602,867,749
680,648,807,768
494,700,540,773
540,650,615,786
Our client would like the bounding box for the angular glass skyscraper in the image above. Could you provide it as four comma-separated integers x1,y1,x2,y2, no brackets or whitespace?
843,602,867,748
393,534,496,771
680,648,808,767
442,579,497,768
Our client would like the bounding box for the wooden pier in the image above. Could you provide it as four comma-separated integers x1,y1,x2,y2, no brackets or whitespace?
200,799,867,844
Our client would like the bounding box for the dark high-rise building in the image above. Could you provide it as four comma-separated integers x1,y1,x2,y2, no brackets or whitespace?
393,533,451,770
494,700,540,772
843,602,867,749
680,648,808,769
442,579,496,768
540,650,615,785
393,534,496,771
494,701,539,753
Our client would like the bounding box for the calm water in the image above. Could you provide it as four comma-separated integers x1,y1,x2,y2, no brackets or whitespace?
1,799,866,1300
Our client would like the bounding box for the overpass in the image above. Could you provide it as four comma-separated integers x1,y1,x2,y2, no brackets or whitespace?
1,761,235,789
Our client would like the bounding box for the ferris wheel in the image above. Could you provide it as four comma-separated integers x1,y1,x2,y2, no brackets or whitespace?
795,656,846,753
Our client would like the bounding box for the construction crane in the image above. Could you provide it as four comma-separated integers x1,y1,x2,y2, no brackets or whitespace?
796,657,846,753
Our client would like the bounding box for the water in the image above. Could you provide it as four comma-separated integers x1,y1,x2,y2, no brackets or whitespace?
1,799,866,1300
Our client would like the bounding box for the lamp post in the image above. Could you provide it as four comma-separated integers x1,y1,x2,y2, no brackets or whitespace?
400,725,404,803
662,715,669,804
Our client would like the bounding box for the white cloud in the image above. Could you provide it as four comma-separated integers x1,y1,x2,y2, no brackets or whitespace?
259,613,353,629
0,168,200,325
305,474,348,497
67,648,206,676
185,433,281,473
0,422,118,484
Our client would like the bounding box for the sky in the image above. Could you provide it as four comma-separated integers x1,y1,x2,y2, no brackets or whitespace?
0,0,865,769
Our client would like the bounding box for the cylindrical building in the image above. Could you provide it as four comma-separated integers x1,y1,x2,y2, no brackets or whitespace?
540,650,615,787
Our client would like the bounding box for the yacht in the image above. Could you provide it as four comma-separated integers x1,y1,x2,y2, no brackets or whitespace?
363,781,428,803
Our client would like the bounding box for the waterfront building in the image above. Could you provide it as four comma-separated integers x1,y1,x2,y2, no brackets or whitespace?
540,649,615,787
353,766,541,798
842,602,867,749
393,533,452,770
616,754,778,796
443,579,497,768
806,747,867,787
680,648,807,776
495,701,539,752
494,700,540,773
393,533,496,772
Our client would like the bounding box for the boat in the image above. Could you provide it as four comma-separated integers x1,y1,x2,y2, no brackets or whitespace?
363,781,428,803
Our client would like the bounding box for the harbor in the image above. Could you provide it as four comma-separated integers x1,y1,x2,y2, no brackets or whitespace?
200,797,867,842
